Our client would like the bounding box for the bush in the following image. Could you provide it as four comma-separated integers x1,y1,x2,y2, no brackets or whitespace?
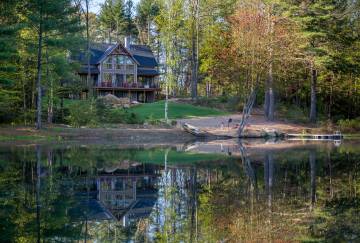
278,104,308,123
337,118,360,132
146,114,162,125
194,96,242,111
67,100,98,127
106,109,143,124
95,98,111,122
124,111,143,124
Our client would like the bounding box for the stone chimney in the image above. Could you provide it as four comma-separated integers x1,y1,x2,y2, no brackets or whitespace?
125,36,131,48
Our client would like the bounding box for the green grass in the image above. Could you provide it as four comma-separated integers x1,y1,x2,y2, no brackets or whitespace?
128,100,228,120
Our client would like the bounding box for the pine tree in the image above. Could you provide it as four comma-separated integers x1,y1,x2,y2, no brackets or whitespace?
0,0,21,122
136,0,160,45
23,0,82,129
286,0,338,122
99,0,128,42
124,0,138,37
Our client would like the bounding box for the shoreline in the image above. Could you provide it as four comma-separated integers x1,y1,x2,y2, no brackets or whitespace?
0,124,359,146
0,125,196,145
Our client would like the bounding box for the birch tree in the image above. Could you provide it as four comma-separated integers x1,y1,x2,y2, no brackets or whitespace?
156,0,184,122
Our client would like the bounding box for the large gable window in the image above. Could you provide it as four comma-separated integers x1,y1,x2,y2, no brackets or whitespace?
125,56,133,64
114,55,133,70
104,57,112,69
101,52,137,86
114,56,124,70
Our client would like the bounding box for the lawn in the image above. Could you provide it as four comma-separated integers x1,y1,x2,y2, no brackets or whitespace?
128,100,228,120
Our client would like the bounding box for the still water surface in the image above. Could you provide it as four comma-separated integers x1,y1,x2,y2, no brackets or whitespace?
0,140,359,242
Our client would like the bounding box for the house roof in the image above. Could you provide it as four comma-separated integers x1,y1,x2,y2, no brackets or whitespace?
132,55,158,67
128,44,158,68
76,42,157,68
78,65,100,74
75,43,113,65
137,68,159,76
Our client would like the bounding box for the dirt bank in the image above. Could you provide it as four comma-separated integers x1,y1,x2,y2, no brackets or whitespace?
178,113,316,137
0,125,195,145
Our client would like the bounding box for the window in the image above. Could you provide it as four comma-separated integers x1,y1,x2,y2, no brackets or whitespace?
114,55,124,70
104,57,112,69
126,64,134,73
125,56,133,64
102,73,113,87
103,73,112,82
126,74,134,84
113,55,133,70
115,74,124,86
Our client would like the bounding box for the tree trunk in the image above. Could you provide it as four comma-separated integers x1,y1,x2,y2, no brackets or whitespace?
36,13,43,130
46,49,53,123
165,51,169,122
190,0,198,100
266,7,275,121
36,145,41,242
191,24,197,99
22,77,27,125
309,149,316,210
267,62,275,121
86,0,92,99
264,78,270,118
310,65,317,123
147,17,150,45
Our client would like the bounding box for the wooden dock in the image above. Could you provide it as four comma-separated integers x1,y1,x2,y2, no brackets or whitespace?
286,132,343,141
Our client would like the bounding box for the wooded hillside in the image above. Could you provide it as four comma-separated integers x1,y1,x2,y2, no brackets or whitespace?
1,0,360,127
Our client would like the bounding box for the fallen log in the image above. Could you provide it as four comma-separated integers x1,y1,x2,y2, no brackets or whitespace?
182,123,208,137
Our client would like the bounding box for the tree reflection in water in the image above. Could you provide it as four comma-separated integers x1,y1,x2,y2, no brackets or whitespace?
0,142,359,242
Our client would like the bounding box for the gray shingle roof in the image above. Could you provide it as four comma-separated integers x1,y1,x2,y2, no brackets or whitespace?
76,43,114,65
137,68,159,76
75,42,159,76
132,55,158,68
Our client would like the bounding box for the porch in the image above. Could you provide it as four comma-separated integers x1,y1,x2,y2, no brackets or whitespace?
94,83,161,103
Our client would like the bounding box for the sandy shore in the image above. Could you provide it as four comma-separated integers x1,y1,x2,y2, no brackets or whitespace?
178,113,315,137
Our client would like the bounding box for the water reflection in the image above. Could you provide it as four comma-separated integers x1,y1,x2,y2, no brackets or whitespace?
0,140,359,242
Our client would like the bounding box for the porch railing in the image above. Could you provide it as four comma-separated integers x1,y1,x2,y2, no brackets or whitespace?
95,82,160,89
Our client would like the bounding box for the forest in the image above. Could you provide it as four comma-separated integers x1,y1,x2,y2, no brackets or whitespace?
1,0,360,129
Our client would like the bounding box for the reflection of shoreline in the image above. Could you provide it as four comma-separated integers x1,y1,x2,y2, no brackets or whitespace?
182,139,345,157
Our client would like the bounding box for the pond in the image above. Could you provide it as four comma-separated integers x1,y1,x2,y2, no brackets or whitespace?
0,140,359,242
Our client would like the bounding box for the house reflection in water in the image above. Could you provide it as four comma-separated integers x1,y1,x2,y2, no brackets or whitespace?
96,161,160,226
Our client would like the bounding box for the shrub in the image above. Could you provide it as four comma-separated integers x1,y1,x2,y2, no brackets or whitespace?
95,99,111,122
124,111,143,124
194,96,241,111
226,96,242,111
337,118,360,132
106,109,143,124
278,104,308,123
146,114,161,125
67,100,98,127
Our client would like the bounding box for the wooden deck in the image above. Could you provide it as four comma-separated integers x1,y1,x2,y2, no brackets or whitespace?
94,86,161,91
286,133,343,141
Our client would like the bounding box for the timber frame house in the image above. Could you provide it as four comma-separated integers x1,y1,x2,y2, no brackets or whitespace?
77,41,160,102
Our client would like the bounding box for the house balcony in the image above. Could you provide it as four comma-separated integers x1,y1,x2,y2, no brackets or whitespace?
94,82,161,91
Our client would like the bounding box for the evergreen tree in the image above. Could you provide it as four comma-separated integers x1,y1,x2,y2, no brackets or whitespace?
136,0,160,45
124,0,138,37
287,0,340,122
23,0,82,129
99,0,129,42
0,0,21,122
